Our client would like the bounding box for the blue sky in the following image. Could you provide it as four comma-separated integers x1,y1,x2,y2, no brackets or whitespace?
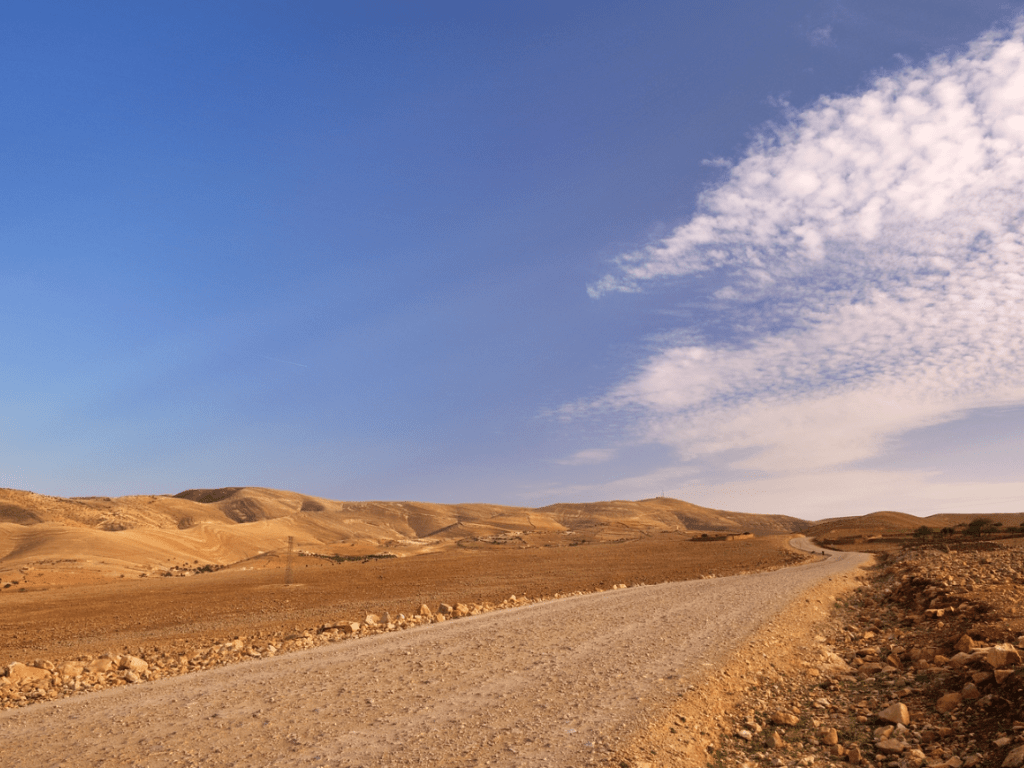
2,1,1023,519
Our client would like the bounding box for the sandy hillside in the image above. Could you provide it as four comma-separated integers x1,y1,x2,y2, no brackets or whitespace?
806,509,1024,540
0,486,808,579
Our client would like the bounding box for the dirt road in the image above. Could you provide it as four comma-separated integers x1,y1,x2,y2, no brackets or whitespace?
0,541,867,767
0,534,804,666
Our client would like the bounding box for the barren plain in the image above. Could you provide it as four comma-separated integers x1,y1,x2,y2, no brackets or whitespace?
0,487,810,671
3,486,1022,766
0,540,868,767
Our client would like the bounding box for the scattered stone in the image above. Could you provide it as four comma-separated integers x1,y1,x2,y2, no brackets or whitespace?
877,701,910,726
658,544,1024,768
876,737,906,755
962,681,981,700
58,661,85,679
1004,744,1024,768
937,692,963,713
770,711,800,726
846,743,862,765
118,655,148,674
986,644,1022,670
817,726,838,745
4,663,50,685
955,634,976,653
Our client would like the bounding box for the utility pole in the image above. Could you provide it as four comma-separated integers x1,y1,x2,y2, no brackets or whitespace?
285,536,294,586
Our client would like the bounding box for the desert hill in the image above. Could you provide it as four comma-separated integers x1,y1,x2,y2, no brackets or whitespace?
535,497,806,537
0,487,807,578
805,509,1024,540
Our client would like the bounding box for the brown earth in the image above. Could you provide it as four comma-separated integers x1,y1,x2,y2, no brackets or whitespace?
0,484,810,676
0,544,865,767
0,533,806,685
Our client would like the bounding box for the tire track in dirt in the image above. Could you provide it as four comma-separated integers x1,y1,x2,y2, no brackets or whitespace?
0,542,867,767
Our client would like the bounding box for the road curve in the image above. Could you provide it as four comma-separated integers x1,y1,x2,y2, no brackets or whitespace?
0,541,868,767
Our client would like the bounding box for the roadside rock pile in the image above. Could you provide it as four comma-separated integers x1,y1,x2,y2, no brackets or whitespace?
700,546,1024,768
0,591,577,710
157,562,225,577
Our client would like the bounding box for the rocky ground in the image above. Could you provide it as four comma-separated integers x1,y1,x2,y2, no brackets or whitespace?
14,538,1024,767
0,535,808,713
0,545,865,767
0,591,575,710
623,542,1024,768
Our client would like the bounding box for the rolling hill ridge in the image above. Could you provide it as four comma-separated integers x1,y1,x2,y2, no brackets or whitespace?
0,486,808,575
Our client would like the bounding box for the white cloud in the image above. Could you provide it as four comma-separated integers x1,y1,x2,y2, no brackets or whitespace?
556,448,615,466
581,22,1024,493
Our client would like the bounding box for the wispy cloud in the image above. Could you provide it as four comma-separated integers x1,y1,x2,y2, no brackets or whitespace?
808,25,835,48
555,448,615,466
580,22,1024,493
258,354,309,369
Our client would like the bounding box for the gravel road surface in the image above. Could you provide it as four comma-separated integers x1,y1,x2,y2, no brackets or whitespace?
0,540,867,767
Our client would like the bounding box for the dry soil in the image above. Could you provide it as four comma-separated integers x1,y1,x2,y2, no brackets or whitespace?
0,539,868,767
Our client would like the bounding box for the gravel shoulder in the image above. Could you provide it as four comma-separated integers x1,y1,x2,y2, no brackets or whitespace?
0,540,869,767
645,540,1024,768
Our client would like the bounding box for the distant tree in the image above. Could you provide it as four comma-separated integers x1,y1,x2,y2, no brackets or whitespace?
967,518,994,537
914,525,933,538
940,527,955,537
